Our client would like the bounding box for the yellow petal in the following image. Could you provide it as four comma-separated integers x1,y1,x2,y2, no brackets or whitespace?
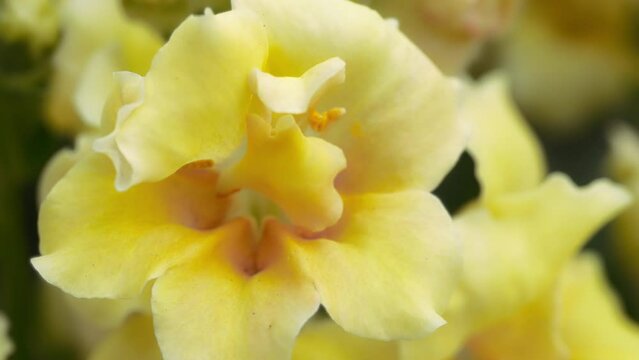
466,283,568,360
559,252,639,359
235,0,465,193
32,153,232,298
460,174,630,328
89,314,162,360
98,9,268,189
250,57,346,114
462,73,546,203
465,252,639,360
152,221,320,360
218,115,346,231
293,318,398,360
281,190,459,340
0,313,13,360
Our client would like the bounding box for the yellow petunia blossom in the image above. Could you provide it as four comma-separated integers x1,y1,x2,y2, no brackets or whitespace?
0,0,60,52
289,73,632,360
501,0,639,134
0,313,13,360
45,0,163,135
360,0,521,74
34,0,467,358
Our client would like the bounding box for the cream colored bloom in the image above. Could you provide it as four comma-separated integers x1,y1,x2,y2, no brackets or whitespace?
0,313,13,360
501,0,639,134
0,0,60,52
34,1,466,358
361,0,521,74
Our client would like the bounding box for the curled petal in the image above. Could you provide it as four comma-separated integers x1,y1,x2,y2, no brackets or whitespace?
218,115,346,231
250,57,346,114
98,9,268,189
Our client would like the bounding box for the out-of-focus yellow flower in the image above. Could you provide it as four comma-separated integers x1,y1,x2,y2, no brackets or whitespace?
400,73,630,359
468,252,639,360
608,124,639,295
33,0,466,358
45,0,163,135
501,0,639,134
0,313,13,360
0,0,60,52
361,0,521,74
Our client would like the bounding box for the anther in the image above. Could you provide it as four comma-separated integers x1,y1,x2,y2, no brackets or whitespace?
308,107,346,132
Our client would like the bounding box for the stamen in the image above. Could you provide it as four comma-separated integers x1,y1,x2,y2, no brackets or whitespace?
308,107,346,132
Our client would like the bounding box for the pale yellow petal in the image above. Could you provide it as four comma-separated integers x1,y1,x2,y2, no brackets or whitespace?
33,153,232,298
250,57,346,114
218,115,346,231
152,221,319,360
462,73,546,203
89,314,162,360
559,252,639,360
281,190,459,340
460,174,630,328
293,319,398,360
236,0,465,193
466,284,568,360
99,9,268,189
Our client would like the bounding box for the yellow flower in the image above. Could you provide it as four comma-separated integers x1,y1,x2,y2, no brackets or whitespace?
34,0,466,358
501,0,639,134
360,0,521,74
0,0,60,52
45,0,163,135
0,313,13,360
399,73,630,359
467,252,639,360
